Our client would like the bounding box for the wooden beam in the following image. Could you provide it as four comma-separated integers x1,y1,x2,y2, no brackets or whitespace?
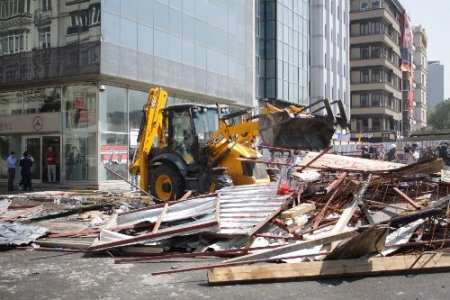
281,203,315,219
208,253,450,284
151,203,169,234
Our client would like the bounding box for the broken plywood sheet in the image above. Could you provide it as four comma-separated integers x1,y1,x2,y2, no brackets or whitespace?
208,253,450,284
299,152,404,172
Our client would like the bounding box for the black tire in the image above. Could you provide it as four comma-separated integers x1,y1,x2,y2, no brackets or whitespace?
208,173,233,193
150,165,185,201
266,167,281,182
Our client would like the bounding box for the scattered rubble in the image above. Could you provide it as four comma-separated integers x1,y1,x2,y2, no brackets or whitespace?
1,153,450,285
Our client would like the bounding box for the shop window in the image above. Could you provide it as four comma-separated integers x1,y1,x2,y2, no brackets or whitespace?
23,87,61,114
62,85,98,182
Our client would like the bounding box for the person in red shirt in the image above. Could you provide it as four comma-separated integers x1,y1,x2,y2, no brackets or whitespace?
46,146,57,183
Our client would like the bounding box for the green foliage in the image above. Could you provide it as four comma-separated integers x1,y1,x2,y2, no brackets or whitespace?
427,99,450,130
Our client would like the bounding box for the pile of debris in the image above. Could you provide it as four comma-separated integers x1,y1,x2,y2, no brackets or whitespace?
1,152,450,284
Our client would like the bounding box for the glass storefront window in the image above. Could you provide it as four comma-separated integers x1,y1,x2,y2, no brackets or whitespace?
62,85,97,181
23,87,61,114
0,91,22,115
99,133,128,181
0,135,21,179
100,85,127,133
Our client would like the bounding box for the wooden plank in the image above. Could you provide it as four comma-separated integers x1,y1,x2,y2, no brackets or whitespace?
281,203,315,219
151,203,169,234
208,253,450,284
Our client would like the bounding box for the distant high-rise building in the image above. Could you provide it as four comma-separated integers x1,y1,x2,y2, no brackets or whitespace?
412,26,428,131
427,61,445,107
349,0,404,142
310,0,351,120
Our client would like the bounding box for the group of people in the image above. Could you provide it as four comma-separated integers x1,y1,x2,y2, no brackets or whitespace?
6,151,34,192
6,146,58,192
361,142,450,165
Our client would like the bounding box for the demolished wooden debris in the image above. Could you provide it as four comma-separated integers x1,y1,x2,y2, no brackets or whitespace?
207,253,450,284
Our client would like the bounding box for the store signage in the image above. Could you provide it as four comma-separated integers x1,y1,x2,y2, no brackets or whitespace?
0,122,12,132
0,113,59,134
32,116,43,131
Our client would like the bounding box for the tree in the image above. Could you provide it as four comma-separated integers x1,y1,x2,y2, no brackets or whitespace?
427,99,450,130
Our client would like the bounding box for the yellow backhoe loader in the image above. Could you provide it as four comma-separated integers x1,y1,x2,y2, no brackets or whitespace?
129,87,348,201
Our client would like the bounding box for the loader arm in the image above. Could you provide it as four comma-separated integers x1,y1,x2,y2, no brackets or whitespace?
129,88,168,192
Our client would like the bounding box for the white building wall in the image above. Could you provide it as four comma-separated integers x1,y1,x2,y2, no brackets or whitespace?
310,0,350,120
412,26,428,131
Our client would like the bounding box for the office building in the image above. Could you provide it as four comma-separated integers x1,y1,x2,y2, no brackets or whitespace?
349,0,404,142
310,0,351,124
412,25,427,130
0,0,310,189
427,61,445,107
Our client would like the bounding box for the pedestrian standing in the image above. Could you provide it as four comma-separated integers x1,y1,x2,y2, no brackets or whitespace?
46,146,57,183
6,151,17,191
20,151,33,191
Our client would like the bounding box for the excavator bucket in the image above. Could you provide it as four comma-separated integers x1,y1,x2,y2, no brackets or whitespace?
258,112,335,151
258,98,348,151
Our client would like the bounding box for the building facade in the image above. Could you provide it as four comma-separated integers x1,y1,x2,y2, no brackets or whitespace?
427,61,445,107
0,0,255,188
0,0,312,189
349,0,404,142
310,0,351,122
255,0,310,105
412,25,427,130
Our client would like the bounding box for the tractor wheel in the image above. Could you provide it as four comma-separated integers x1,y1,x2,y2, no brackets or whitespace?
150,166,185,201
208,173,233,193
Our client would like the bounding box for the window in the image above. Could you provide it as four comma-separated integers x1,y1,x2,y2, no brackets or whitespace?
1,31,29,54
361,46,369,59
371,46,380,58
371,21,383,34
38,27,50,49
371,0,381,9
372,118,381,130
361,70,369,83
372,69,380,82
360,0,369,11
361,94,369,107
360,23,369,35
372,93,382,107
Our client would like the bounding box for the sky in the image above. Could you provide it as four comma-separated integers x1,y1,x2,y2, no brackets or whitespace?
401,0,450,99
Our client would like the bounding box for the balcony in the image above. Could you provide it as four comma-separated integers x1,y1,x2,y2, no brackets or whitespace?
350,34,401,54
35,9,52,25
351,81,402,98
351,57,402,77
351,8,401,32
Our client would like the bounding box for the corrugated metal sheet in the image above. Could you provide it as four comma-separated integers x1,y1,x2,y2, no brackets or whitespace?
217,183,291,236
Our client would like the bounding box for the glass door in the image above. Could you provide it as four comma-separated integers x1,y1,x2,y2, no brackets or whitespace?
22,136,42,183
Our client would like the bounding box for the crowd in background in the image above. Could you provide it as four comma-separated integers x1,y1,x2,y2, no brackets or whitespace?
360,141,450,165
